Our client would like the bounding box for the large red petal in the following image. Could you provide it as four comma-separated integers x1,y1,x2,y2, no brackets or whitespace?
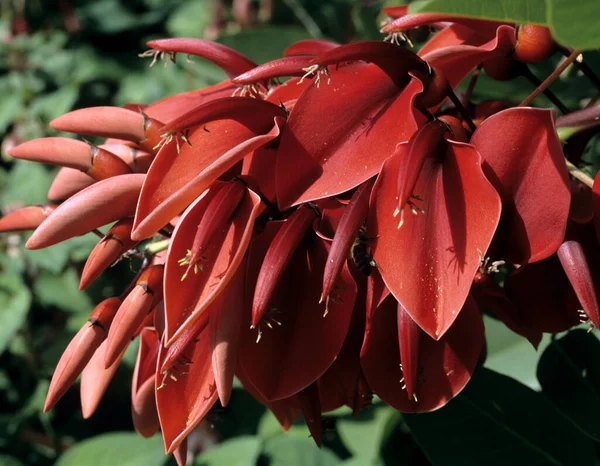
164,186,262,344
369,142,501,339
238,224,357,401
471,108,570,264
156,325,217,454
275,64,424,210
133,117,281,240
360,294,484,413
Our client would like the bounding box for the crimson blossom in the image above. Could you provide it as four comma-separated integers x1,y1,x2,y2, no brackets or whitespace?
3,7,600,464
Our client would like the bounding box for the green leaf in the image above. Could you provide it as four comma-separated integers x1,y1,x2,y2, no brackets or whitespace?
404,368,595,466
218,26,312,64
194,436,261,466
0,274,32,356
409,0,547,25
0,93,21,134
263,435,341,466
547,0,600,50
483,316,551,389
33,268,93,314
537,330,600,441
0,160,54,206
55,432,167,466
337,403,400,462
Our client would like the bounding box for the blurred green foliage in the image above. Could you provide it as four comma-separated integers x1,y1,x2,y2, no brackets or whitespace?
1,1,600,466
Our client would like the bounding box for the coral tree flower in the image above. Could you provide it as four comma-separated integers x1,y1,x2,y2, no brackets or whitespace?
3,11,594,463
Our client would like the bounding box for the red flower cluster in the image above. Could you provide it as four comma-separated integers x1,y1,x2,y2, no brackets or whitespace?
3,6,600,462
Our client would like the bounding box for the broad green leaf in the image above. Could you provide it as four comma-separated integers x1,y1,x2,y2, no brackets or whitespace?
405,368,595,466
483,316,551,389
194,436,261,466
55,432,167,466
0,160,54,206
263,435,341,466
537,330,600,441
218,27,312,64
0,274,32,355
547,0,600,50
337,403,400,462
409,0,547,25
33,268,94,314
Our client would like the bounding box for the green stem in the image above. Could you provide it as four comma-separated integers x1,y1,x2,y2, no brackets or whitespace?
144,239,170,255
566,160,594,188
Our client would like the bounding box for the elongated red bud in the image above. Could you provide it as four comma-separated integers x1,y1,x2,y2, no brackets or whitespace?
161,97,288,134
180,181,246,281
173,437,188,466
381,13,507,33
160,311,209,374
48,167,95,201
557,240,600,328
8,137,131,180
26,173,145,250
145,38,257,78
322,180,374,302
80,338,128,418
50,107,163,153
232,56,313,84
394,119,448,228
297,382,323,447
80,218,138,289
0,205,56,233
397,302,421,402
105,265,165,368
309,41,430,88
100,144,153,173
284,39,339,57
252,206,318,326
211,260,245,406
132,328,160,438
44,297,121,412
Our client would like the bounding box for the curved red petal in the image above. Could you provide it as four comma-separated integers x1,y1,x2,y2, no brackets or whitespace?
27,174,145,250
276,65,424,210
0,205,56,233
360,294,484,412
239,225,357,401
284,39,339,57
164,186,262,344
471,107,570,264
132,328,160,438
369,141,501,339
48,167,95,201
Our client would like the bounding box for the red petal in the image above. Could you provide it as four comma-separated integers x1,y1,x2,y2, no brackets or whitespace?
164,186,262,344
26,174,145,250
360,294,484,412
471,108,570,264
80,338,127,418
156,324,218,454
593,172,600,245
132,117,282,240
276,65,424,210
146,38,256,79
210,258,245,406
369,141,501,339
322,179,374,301
232,56,313,84
48,167,95,201
252,206,318,326
239,224,357,401
0,205,56,233
284,39,339,57
100,144,153,173
297,382,323,447
382,13,508,38
80,218,138,290
504,255,581,333
132,328,160,438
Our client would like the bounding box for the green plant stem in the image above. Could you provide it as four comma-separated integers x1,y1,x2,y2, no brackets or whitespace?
566,160,594,188
144,239,170,255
